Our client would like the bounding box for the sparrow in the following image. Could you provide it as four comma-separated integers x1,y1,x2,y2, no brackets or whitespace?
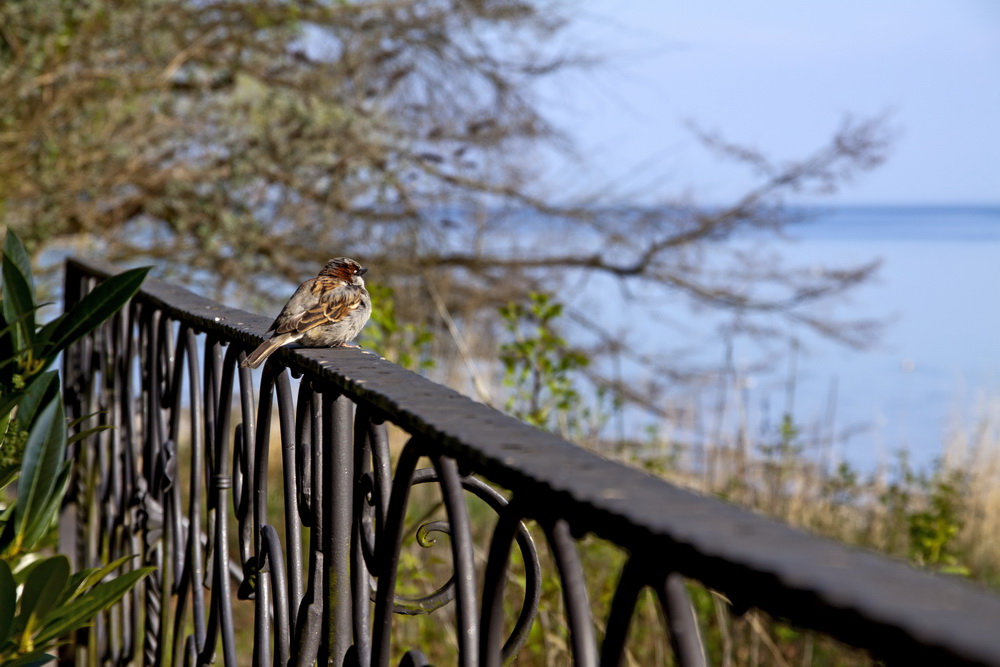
240,257,372,369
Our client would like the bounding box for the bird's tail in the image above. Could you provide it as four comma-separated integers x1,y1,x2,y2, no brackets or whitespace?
240,335,292,369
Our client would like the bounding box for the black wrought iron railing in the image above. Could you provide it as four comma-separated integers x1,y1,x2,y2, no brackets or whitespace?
58,257,1000,666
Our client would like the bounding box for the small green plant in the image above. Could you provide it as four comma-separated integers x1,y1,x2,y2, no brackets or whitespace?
755,412,807,515
876,453,969,574
360,282,435,371
823,461,861,506
907,467,969,574
0,230,154,663
499,292,590,436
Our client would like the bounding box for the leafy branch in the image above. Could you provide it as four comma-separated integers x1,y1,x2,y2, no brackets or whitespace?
0,230,154,663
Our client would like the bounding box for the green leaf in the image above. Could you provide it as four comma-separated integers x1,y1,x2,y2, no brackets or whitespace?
35,567,155,645
15,399,66,549
39,267,149,357
67,554,140,602
0,315,13,390
2,232,34,304
1,264,36,360
0,391,26,427
19,556,70,641
66,423,112,446
0,559,16,647
1,231,37,357
0,407,11,446
0,409,24,491
20,461,71,551
0,650,57,667
57,573,89,609
14,371,58,430
53,554,141,612
33,316,64,356
11,555,46,587
0,309,40,355
0,504,15,555
66,412,112,446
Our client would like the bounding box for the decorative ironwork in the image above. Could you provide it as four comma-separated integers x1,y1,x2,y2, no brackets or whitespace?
59,257,1000,666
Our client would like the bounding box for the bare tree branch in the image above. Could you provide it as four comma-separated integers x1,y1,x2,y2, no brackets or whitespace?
1,0,892,415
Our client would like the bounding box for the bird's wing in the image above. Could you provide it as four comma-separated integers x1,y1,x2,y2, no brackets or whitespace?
268,279,318,334
289,277,365,333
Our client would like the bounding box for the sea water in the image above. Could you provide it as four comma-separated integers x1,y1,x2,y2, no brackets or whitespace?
556,205,1000,471
774,206,1000,469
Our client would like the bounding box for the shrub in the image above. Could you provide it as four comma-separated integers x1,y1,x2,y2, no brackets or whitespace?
0,231,154,663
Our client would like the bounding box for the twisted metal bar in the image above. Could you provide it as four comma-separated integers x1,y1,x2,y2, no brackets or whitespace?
58,257,1000,666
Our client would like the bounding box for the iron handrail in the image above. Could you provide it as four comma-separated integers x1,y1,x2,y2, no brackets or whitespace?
59,256,1000,666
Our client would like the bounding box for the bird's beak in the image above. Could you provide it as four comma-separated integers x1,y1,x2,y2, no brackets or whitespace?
357,266,368,276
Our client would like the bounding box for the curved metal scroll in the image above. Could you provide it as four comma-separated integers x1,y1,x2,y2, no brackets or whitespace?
63,264,706,667
55,258,870,667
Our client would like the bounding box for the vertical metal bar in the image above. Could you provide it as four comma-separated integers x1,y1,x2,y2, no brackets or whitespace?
351,408,375,667
167,323,190,665
140,308,166,667
58,261,83,570
357,417,392,577
368,418,392,539
255,566,273,667
479,499,522,667
599,557,645,667
545,519,598,667
294,383,314,529
223,349,241,667
322,392,354,665
252,365,275,667
200,338,219,662
294,387,324,667
262,525,291,667
275,372,304,621
183,327,207,649
58,263,86,666
657,573,708,667
235,364,256,571
107,309,130,666
370,439,425,667
503,516,541,664
120,303,142,665
432,456,479,667
253,365,275,558
203,342,238,667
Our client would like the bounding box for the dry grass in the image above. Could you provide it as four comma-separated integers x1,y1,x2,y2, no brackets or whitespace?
172,382,1000,665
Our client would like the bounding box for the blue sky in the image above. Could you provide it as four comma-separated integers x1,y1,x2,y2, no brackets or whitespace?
539,1,1000,205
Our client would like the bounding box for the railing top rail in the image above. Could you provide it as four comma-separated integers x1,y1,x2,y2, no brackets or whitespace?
68,256,1000,666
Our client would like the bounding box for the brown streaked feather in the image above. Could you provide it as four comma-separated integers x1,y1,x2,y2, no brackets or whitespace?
322,283,363,317
272,275,365,335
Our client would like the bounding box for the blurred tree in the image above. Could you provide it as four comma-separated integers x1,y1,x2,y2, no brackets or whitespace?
1,0,888,411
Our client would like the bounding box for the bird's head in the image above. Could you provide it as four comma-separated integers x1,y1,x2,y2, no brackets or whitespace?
319,257,368,286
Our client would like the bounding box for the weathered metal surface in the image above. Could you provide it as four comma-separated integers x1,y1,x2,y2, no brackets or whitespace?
60,257,1000,666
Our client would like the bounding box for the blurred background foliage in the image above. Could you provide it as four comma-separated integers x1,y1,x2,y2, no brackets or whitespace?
1,0,890,412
